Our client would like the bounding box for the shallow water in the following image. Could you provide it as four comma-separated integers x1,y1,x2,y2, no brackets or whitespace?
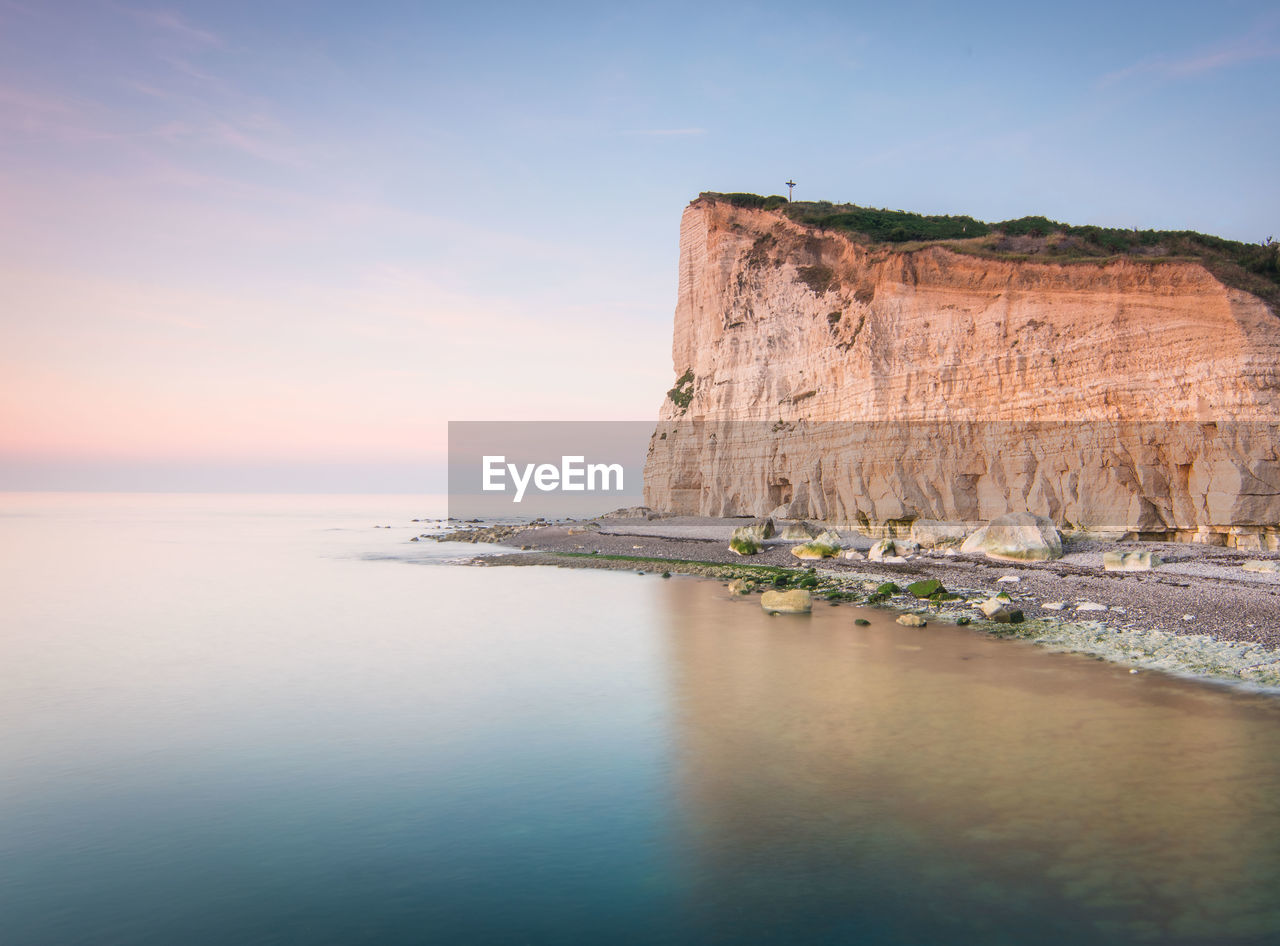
3,494,1280,944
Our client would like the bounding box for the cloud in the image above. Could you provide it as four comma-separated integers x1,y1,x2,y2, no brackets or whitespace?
621,127,707,137
117,5,222,47
1099,36,1280,87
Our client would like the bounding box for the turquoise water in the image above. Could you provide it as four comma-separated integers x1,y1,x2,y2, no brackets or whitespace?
4,494,1280,944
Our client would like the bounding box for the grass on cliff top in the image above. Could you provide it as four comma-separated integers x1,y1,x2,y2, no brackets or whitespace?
700,192,1280,307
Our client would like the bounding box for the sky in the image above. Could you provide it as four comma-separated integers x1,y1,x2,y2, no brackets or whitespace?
1,0,1277,491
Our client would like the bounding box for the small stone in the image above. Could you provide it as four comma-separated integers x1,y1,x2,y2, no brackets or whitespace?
897,613,927,627
1242,560,1280,574
1042,601,1066,611
1076,602,1107,612
977,597,1006,617
955,615,971,625
989,607,1025,624
854,618,871,626
997,575,1021,584
727,578,754,595
840,548,864,560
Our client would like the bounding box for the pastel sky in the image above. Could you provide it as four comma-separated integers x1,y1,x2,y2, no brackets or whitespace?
2,0,1277,491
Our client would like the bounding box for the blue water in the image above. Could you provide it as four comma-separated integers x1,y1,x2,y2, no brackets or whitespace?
3,493,1280,944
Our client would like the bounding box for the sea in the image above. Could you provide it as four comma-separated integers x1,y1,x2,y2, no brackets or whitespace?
3,492,1280,945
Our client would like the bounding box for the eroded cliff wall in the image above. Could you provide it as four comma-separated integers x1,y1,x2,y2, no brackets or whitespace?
643,198,1280,545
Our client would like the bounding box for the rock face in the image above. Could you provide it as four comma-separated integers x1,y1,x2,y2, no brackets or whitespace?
643,196,1280,546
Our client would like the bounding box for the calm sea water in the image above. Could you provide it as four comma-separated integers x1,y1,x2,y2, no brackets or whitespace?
4,493,1280,945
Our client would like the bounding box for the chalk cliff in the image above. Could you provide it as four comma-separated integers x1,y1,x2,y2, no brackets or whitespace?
643,196,1280,547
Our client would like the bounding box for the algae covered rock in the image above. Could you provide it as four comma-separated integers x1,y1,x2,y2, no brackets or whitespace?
961,512,1062,562
906,578,944,598
727,578,754,595
813,530,844,549
791,541,840,560
729,535,761,555
732,518,775,543
599,506,663,520
761,589,813,614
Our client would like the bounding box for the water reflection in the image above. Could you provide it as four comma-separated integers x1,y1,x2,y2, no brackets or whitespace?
5,493,1280,946
657,578,1280,944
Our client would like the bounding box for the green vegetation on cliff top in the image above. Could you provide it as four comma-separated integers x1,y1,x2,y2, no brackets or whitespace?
700,192,1280,306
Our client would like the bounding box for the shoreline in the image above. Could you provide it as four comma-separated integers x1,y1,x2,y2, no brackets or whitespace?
441,517,1280,691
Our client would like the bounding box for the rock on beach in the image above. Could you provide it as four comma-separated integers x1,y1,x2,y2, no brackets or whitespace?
961,512,1063,562
761,589,813,614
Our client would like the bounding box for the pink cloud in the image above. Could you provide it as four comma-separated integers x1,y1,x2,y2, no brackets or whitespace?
1100,36,1280,87
114,4,222,47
